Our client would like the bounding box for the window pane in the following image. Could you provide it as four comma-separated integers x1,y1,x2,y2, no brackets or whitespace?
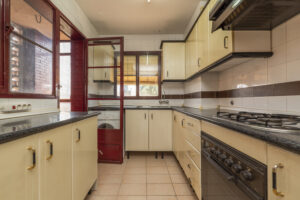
139,55,159,97
10,34,53,94
11,0,53,50
60,42,71,53
60,56,71,99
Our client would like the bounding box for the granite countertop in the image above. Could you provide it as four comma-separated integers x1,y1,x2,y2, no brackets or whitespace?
90,105,300,154
0,111,100,144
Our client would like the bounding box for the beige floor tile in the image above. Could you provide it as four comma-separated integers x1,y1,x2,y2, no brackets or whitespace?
176,196,198,200
119,184,147,196
167,166,183,175
99,174,123,184
147,160,166,167
126,160,146,167
170,174,187,184
147,174,171,183
117,196,147,200
165,160,179,167
122,175,147,184
147,166,169,174
147,184,175,196
85,195,117,200
124,167,147,175
94,184,120,196
173,184,194,196
147,196,177,200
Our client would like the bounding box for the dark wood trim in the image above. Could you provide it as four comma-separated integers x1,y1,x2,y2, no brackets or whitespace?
59,99,71,102
162,79,185,83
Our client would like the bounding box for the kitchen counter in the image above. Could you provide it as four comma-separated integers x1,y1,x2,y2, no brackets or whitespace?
90,105,300,154
0,111,100,144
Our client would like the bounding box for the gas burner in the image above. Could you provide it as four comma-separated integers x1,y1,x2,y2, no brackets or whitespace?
216,111,300,132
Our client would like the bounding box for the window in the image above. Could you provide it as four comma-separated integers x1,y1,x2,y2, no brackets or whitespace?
9,0,54,95
117,52,161,99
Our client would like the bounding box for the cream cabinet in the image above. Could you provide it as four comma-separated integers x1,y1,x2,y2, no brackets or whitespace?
125,110,172,152
40,125,72,200
267,144,300,200
162,42,185,80
185,25,198,79
0,135,39,200
72,118,98,200
0,116,98,200
149,110,172,151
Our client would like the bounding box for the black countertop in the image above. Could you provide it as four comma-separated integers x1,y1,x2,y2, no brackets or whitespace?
0,112,100,144
90,106,300,154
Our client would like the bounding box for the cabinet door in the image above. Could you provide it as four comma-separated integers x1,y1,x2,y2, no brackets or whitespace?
93,68,110,81
163,43,185,80
197,6,209,71
267,144,300,200
125,110,149,151
208,0,233,65
40,125,72,200
149,110,172,151
0,135,39,200
186,26,198,78
72,117,98,200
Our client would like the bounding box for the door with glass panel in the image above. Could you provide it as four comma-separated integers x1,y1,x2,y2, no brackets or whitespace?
87,37,124,163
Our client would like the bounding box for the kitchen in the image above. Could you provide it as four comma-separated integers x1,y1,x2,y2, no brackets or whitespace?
0,0,300,200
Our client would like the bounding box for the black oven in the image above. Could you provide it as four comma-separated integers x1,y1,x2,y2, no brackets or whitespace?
201,132,267,200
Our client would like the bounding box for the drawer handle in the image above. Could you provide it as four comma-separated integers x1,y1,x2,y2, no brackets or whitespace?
224,36,229,49
76,129,81,143
272,163,284,197
99,150,104,155
46,140,53,160
27,147,36,170
197,58,201,67
144,113,147,119
187,122,194,127
187,164,191,169
167,70,169,77
181,119,185,127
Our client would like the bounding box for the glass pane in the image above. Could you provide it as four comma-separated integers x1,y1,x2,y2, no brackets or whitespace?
139,76,159,96
88,45,115,67
10,34,53,94
11,0,53,50
60,42,71,53
59,56,71,99
88,68,117,98
139,55,159,76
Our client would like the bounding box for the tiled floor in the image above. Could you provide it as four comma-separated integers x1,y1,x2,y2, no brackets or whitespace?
85,153,198,200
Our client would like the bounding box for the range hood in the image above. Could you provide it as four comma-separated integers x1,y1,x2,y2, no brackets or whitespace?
209,0,300,32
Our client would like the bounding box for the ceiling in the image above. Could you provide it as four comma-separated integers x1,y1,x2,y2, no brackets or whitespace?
75,0,202,35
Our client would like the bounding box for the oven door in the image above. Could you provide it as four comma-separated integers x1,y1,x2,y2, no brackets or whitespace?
201,150,257,200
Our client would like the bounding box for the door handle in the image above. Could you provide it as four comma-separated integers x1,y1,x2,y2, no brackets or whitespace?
76,129,81,143
166,70,169,77
99,150,104,155
27,147,36,170
224,36,229,49
197,57,201,67
46,140,53,160
272,163,284,197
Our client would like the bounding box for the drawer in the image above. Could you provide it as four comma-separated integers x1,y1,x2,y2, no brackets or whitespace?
184,129,201,152
184,115,201,133
189,158,201,199
180,153,191,178
185,140,201,169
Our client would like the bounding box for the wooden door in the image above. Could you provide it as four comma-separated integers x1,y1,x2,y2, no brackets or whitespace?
72,117,98,200
267,144,300,200
125,110,149,151
40,125,72,200
149,110,172,151
0,135,39,200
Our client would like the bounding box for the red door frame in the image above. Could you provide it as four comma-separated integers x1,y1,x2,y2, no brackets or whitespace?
86,37,124,163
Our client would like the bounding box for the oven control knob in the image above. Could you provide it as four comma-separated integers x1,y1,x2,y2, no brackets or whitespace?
209,147,216,154
224,158,234,167
241,169,254,181
231,163,242,173
214,150,221,156
218,153,227,161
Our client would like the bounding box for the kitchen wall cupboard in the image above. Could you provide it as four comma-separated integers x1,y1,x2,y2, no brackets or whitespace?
162,42,186,81
267,144,300,200
0,117,97,200
125,110,172,152
185,25,198,79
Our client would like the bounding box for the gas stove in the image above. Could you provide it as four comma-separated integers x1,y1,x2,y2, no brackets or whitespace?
215,111,300,133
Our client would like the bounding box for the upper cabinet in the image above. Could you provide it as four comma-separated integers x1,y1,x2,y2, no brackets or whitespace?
185,26,198,79
162,42,185,81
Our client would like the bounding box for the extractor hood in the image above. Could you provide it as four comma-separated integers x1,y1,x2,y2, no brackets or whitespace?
209,0,300,32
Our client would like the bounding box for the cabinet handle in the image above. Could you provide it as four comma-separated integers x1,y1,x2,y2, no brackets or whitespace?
187,164,191,169
27,147,36,170
181,119,185,127
151,113,153,120
187,122,194,127
272,163,284,197
76,129,81,143
144,113,147,119
167,70,169,77
197,57,201,67
224,36,229,49
174,115,176,121
104,72,107,78
99,150,104,155
46,140,53,160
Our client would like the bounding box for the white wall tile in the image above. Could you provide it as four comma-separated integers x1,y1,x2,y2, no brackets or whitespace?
267,96,287,112
286,14,300,42
287,60,300,82
267,63,287,84
253,97,268,110
287,96,300,113
272,23,286,48
286,38,300,63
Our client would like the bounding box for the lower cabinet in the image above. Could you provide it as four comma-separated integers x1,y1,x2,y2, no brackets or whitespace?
125,110,172,152
267,144,300,200
0,116,97,200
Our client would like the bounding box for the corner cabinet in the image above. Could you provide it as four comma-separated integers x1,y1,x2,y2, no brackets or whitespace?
125,110,172,152
0,116,98,200
162,42,186,81
267,144,300,200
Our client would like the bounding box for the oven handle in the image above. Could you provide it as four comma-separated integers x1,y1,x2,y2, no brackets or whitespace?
202,150,235,181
